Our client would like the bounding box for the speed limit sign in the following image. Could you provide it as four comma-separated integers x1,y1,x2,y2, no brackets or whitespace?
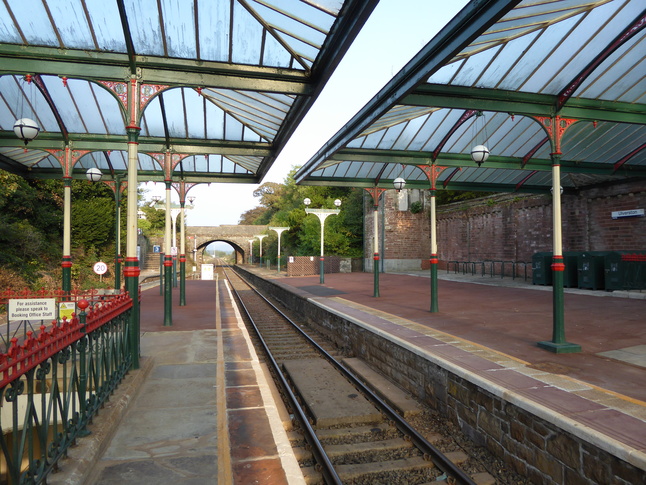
93,261,108,275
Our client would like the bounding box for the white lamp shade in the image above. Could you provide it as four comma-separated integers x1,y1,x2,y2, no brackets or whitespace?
13,118,40,144
86,167,103,182
393,177,406,191
470,145,490,165
334,199,341,207
303,198,311,206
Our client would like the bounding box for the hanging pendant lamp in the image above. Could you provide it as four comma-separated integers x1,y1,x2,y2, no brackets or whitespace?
13,118,40,146
470,111,489,167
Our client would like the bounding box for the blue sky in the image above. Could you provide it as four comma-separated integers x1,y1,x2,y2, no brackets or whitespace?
142,0,469,233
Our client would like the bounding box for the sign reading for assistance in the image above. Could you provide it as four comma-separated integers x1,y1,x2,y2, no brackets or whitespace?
8,299,56,322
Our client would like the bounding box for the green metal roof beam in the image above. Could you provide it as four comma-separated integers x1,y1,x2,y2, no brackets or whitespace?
0,135,272,157
298,176,551,194
405,84,646,124
0,46,311,94
327,150,646,176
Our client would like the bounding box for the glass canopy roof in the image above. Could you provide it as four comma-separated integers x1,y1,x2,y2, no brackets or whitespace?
296,0,646,194
0,0,377,183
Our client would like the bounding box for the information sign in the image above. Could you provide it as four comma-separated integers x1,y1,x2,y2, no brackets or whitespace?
59,302,76,321
8,299,56,322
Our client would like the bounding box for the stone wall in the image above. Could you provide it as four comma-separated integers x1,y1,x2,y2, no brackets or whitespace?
365,179,646,275
235,266,644,484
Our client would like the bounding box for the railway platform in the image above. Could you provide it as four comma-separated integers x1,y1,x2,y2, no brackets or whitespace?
50,266,645,484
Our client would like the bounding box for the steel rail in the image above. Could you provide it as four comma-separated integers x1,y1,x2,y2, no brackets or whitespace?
220,265,343,485
230,264,477,485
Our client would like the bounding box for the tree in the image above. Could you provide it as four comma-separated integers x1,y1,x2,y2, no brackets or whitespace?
242,167,364,260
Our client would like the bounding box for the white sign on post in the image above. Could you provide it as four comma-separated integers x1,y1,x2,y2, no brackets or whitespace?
93,261,108,275
8,299,56,322
201,264,214,280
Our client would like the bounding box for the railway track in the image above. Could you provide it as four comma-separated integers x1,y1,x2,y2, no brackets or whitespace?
219,263,494,485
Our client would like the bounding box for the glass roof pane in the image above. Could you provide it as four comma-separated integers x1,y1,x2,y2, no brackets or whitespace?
232,2,264,65
577,30,645,102
451,44,502,87
0,147,52,168
47,0,96,49
0,2,21,44
249,1,327,50
4,0,57,46
126,0,165,57
373,124,406,150
161,0,197,59
539,3,635,95
510,19,581,93
140,96,164,137
85,0,127,52
493,117,541,157
183,89,208,138
263,33,294,68
205,103,225,140
474,32,538,89
427,59,463,85
197,0,230,62
388,116,430,151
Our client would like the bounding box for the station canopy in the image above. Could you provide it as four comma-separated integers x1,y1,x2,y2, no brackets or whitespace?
0,0,377,184
295,0,646,194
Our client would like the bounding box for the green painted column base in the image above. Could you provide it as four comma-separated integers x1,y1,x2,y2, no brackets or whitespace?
430,255,439,313
373,254,380,298
164,258,173,326
537,341,582,353
319,257,325,284
124,259,140,370
179,259,186,306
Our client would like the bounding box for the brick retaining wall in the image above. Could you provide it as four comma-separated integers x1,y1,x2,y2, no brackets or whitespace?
366,179,646,277
236,266,644,484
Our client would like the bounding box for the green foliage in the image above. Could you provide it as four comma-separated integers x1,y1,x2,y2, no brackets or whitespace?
436,189,495,205
410,201,423,214
72,196,115,249
246,167,364,258
0,173,63,284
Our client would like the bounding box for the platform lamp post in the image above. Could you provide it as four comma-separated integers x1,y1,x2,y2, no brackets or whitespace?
256,235,268,268
163,185,173,326
365,187,389,297
248,239,255,264
179,195,195,305
170,207,181,287
417,165,447,313
304,198,341,284
150,196,164,295
269,227,290,272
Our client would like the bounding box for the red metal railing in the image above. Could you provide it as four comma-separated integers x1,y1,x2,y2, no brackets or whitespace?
0,293,132,388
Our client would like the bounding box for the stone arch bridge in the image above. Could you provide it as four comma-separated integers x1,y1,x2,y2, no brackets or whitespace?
188,225,269,264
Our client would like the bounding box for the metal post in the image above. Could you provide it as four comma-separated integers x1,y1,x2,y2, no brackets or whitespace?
179,201,186,306
538,155,581,353
305,207,340,284
373,201,380,297
124,119,141,369
113,174,123,290
430,188,439,313
269,227,289,273
163,181,173,326
62,175,72,292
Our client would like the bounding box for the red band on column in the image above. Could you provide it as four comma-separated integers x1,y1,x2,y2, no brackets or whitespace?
551,255,565,271
373,253,379,261
123,257,140,277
